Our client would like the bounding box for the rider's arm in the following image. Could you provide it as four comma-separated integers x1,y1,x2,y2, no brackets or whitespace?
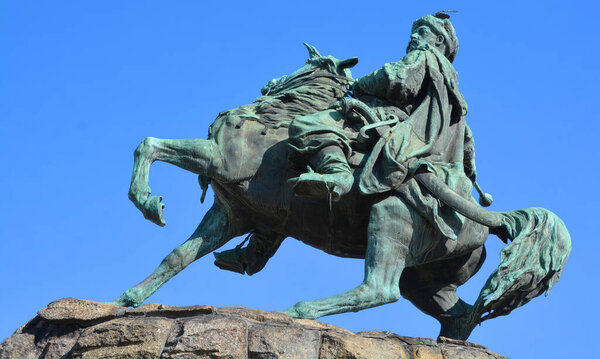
353,50,426,107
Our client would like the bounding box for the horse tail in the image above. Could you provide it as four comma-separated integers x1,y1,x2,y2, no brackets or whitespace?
413,173,572,324
474,208,571,323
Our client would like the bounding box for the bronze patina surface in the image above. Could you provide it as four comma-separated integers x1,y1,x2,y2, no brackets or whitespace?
110,13,570,341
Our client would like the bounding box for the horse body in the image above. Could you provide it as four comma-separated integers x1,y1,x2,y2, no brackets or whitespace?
215,166,374,259
216,138,487,262
111,46,570,341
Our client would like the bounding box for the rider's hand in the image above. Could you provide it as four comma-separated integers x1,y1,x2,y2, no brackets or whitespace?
327,99,343,110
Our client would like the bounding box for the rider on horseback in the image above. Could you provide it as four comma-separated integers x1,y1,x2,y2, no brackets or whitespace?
216,13,480,273
288,13,473,205
114,12,570,339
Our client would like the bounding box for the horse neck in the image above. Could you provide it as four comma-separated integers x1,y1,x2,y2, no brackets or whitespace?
207,67,351,134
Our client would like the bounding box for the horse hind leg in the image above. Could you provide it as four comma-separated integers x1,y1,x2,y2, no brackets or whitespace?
399,246,486,341
129,137,221,226
283,196,411,319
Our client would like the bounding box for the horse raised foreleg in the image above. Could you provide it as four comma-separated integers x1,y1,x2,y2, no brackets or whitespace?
109,201,232,307
129,137,220,226
284,196,410,319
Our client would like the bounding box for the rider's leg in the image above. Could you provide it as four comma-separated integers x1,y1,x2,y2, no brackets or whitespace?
109,201,235,307
399,245,486,340
290,145,354,201
283,196,411,318
287,110,355,201
129,137,221,226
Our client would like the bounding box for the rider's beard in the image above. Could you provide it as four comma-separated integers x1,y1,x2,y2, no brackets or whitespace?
406,40,419,53
406,39,430,54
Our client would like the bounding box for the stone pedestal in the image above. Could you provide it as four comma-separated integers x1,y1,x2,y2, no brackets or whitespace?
1,298,506,359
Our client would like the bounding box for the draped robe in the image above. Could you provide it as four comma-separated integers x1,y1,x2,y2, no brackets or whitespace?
355,47,477,240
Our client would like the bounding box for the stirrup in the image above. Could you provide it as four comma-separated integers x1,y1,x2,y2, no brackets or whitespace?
288,171,349,201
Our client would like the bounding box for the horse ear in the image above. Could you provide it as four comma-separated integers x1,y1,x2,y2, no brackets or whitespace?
339,57,359,69
303,43,322,59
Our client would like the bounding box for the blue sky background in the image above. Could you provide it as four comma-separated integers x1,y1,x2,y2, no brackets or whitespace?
1,1,598,358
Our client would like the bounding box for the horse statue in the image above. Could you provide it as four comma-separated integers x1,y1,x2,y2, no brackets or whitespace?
109,44,571,340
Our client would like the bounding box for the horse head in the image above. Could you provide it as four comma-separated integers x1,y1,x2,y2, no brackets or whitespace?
260,43,358,96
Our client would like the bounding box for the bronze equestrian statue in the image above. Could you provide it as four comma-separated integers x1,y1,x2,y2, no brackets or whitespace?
110,13,571,340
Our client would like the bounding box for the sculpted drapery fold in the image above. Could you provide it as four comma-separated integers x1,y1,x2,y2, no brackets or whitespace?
356,47,472,240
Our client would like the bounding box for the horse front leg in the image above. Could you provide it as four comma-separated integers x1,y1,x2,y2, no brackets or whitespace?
129,137,220,226
283,196,411,318
109,201,234,307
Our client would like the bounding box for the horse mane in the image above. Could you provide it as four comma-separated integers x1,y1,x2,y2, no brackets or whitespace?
217,63,351,130
253,74,348,128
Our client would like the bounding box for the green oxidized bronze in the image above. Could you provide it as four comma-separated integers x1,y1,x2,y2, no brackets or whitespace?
110,13,571,341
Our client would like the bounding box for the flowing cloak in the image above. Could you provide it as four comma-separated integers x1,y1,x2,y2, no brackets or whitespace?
355,47,477,240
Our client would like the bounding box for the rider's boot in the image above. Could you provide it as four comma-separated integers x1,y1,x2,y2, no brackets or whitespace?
289,145,353,201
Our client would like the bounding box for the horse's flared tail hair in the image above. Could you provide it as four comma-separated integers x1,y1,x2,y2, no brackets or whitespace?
413,173,571,324
474,207,571,323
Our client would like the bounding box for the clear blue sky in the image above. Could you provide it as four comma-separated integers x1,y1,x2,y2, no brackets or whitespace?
1,1,597,358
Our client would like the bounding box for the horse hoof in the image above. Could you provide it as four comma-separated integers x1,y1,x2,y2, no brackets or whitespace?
143,196,166,227
438,303,481,341
106,296,136,308
108,288,145,308
282,301,317,319
281,307,301,318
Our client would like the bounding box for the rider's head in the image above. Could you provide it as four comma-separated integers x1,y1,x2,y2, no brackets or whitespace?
407,14,458,62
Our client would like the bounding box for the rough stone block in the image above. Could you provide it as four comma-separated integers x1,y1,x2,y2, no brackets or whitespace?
71,317,172,359
319,331,410,359
38,298,119,322
42,336,79,359
410,345,443,359
293,318,354,335
0,333,40,359
441,346,501,359
162,316,247,359
218,306,292,324
127,303,216,317
248,323,320,359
